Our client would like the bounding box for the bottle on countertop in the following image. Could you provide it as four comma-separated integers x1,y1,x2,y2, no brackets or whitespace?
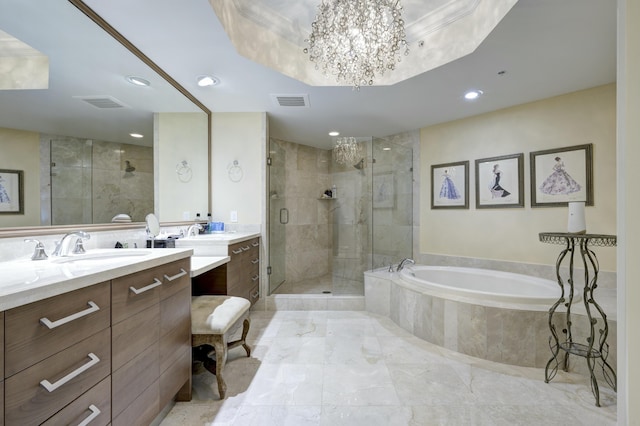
207,213,213,234
195,213,204,233
331,184,337,199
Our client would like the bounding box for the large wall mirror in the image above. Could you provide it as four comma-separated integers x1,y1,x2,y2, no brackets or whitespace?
0,0,210,233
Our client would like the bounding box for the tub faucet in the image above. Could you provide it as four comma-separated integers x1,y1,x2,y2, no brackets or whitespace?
396,258,415,272
52,231,91,257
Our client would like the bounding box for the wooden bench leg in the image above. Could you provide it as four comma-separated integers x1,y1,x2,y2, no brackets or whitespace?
241,318,251,357
212,335,227,399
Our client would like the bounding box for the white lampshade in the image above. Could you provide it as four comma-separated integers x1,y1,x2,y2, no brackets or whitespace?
567,201,586,234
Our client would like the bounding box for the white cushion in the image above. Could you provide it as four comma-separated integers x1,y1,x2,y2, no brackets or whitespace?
192,296,250,335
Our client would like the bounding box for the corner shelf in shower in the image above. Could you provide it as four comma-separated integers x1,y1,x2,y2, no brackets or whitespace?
318,197,337,200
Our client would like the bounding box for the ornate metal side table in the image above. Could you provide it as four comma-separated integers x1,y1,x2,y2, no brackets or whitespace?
539,232,616,407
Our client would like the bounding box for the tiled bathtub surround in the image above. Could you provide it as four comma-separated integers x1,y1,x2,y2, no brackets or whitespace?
364,268,617,384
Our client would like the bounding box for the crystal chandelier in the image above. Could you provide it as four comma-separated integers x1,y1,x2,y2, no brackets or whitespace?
304,0,409,90
333,137,361,165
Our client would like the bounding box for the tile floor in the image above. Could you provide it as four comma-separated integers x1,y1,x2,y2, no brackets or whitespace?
160,310,617,426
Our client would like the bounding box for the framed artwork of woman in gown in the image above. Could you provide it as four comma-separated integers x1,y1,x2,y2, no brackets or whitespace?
475,153,524,208
431,160,468,209
0,169,24,214
530,144,593,207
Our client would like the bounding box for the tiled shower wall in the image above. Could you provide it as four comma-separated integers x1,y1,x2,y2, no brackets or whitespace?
41,135,153,225
269,134,416,296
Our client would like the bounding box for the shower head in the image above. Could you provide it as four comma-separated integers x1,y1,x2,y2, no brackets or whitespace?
353,158,365,170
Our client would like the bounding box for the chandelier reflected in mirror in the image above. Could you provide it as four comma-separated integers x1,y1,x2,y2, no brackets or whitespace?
333,137,361,165
304,0,409,90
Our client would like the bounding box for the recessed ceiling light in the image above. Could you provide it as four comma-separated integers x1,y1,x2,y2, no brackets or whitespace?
329,131,340,136
130,133,143,138
197,75,219,87
464,89,483,100
382,147,391,151
126,76,150,86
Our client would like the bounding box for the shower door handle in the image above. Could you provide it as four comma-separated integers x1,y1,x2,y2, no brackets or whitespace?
279,208,289,224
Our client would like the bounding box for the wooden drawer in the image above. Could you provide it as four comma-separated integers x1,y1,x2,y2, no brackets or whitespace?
5,328,111,426
160,258,190,301
159,346,191,409
112,267,162,324
112,342,159,418
249,283,260,306
112,379,159,426
112,303,160,371
41,376,111,426
1,311,4,380
5,282,110,377
160,287,191,374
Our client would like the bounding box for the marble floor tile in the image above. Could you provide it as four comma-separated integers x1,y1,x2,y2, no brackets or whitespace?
160,310,617,426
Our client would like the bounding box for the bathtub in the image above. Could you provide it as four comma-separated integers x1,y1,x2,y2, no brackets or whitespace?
399,265,568,306
363,265,614,370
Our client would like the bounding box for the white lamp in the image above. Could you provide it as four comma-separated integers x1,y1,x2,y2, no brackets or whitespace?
567,201,586,234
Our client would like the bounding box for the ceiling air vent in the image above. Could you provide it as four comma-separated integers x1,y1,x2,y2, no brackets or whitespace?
270,94,309,108
73,95,130,109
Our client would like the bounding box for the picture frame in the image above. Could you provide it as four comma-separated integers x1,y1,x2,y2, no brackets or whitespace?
373,172,395,209
0,169,24,214
530,144,593,207
431,161,469,209
475,153,524,208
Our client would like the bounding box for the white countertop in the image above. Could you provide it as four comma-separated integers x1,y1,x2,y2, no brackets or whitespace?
0,248,193,311
190,256,230,277
175,231,260,256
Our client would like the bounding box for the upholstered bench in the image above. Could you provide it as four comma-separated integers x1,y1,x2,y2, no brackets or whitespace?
191,295,251,399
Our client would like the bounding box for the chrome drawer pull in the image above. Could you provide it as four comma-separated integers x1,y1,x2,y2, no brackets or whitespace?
164,268,187,281
231,248,243,255
241,245,250,251
40,353,100,393
77,404,101,426
251,290,259,299
251,241,259,247
251,274,259,282
251,258,259,264
40,301,100,329
130,278,162,295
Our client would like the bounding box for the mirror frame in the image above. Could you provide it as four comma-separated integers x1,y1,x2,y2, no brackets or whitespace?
0,0,212,238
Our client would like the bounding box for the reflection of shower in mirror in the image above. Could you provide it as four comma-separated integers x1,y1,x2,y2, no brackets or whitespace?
123,160,136,178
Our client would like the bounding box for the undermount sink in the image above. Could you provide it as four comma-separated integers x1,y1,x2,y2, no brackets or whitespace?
50,249,153,266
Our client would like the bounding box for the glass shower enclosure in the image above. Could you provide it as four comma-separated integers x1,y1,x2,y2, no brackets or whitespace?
268,136,412,296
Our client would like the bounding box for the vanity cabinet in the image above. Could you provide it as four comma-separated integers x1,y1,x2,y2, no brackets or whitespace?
111,258,190,426
1,255,191,426
192,237,260,305
1,312,4,426
4,283,111,425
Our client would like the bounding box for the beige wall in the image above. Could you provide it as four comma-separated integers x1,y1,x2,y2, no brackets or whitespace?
211,112,266,226
0,127,41,227
420,84,616,271
619,0,639,423
155,112,209,222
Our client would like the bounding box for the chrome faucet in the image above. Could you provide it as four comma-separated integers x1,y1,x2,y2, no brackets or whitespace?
396,258,415,272
52,231,91,257
186,223,203,237
25,239,48,260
